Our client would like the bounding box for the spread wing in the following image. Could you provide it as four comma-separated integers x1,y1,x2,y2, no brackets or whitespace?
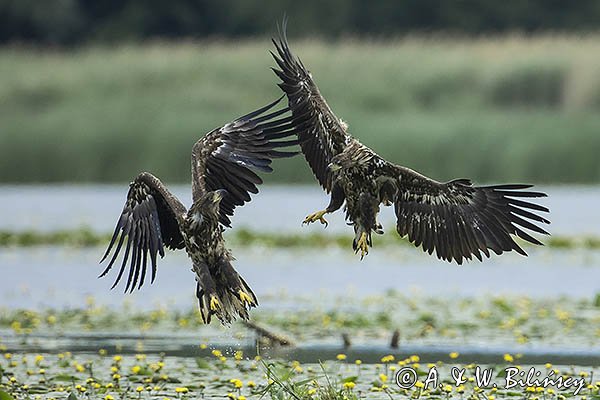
192,97,298,227
99,172,187,292
391,165,550,264
271,20,351,192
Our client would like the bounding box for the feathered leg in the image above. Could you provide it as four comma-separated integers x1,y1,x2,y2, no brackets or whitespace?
352,192,382,259
193,261,220,324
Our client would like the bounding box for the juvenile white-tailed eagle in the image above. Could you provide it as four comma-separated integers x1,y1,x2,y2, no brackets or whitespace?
271,23,550,262
99,97,297,324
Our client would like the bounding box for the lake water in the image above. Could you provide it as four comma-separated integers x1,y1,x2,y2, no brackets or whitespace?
0,184,599,310
1,184,599,235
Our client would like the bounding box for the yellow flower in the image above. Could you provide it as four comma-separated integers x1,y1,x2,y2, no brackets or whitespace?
175,387,189,393
34,355,44,364
136,386,144,392
442,384,452,392
336,354,347,361
381,355,395,363
38,369,45,374
104,395,114,400
211,349,223,358
112,374,121,380
545,363,552,369
75,364,85,373
410,355,420,362
238,397,246,400
226,393,236,399
247,381,256,388
503,353,514,363
131,365,141,374
355,359,362,365
379,373,388,382
234,350,243,361
113,355,122,362
415,381,424,388
307,388,317,395
229,379,243,389
98,348,107,356
105,383,114,388
449,352,459,359
199,343,207,349
343,382,356,390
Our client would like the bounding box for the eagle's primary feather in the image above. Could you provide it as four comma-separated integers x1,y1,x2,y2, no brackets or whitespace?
100,97,297,323
271,20,550,263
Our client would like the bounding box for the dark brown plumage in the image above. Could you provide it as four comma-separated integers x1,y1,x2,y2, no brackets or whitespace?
271,21,550,263
100,97,297,323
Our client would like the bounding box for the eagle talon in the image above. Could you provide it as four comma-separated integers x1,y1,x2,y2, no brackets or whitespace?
302,210,329,227
356,232,369,259
209,295,220,311
238,290,254,307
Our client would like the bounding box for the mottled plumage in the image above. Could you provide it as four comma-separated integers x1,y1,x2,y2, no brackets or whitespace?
100,97,297,323
271,22,550,263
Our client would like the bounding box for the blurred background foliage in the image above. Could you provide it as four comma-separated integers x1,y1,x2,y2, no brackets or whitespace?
1,0,600,183
3,0,600,44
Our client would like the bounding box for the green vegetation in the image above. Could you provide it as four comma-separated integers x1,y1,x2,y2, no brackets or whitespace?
1,227,600,250
1,350,597,399
1,293,599,348
1,36,600,184
1,292,600,398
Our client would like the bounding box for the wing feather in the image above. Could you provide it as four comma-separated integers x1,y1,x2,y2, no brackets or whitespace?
391,165,549,263
271,20,351,191
100,172,186,291
192,97,298,227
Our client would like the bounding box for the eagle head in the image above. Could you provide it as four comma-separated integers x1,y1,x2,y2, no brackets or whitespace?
201,189,227,212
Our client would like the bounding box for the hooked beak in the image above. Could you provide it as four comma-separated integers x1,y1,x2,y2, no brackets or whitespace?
213,189,227,202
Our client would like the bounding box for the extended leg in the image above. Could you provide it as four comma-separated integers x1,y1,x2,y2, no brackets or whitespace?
352,192,379,259
303,181,345,227
192,262,220,323
353,229,371,260
217,258,258,309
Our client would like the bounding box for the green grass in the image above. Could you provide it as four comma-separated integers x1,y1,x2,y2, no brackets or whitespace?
1,227,600,250
1,36,600,183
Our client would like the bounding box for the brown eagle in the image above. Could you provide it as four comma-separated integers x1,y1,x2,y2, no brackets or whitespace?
99,97,297,324
271,24,550,262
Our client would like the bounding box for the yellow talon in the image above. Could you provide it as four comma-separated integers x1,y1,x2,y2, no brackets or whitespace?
356,232,369,259
209,296,220,311
303,210,328,227
238,290,254,306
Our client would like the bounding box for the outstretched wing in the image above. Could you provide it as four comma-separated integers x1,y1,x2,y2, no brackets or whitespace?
99,172,187,292
271,20,351,192
391,165,550,264
192,97,298,227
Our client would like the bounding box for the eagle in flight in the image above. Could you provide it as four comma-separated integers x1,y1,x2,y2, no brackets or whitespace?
99,98,297,324
271,23,550,262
